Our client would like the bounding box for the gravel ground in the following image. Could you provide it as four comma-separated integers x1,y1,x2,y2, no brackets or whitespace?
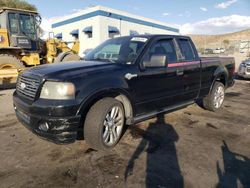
0,80,250,188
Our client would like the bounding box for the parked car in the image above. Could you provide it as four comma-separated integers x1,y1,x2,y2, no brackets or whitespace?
204,48,213,54
213,48,225,54
13,35,235,150
238,58,250,79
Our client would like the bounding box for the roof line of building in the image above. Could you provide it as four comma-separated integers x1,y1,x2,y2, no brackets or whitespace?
52,10,179,33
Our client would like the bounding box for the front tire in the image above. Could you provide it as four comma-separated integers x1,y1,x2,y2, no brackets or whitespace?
84,98,125,150
203,81,225,111
0,54,24,88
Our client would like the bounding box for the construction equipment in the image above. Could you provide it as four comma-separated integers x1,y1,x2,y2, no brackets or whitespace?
46,36,80,63
0,7,80,88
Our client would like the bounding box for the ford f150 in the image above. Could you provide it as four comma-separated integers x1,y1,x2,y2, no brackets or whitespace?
13,35,235,150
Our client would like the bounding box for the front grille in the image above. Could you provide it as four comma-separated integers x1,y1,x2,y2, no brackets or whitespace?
16,75,40,100
246,67,250,73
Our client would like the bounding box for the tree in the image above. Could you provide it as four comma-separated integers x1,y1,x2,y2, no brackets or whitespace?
223,39,230,50
0,0,37,11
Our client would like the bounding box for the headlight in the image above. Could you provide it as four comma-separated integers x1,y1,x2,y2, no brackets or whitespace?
40,81,75,100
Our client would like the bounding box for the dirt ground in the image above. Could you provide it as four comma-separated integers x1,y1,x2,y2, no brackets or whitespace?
0,80,250,188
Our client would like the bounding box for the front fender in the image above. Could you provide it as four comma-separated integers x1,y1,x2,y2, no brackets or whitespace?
75,77,135,117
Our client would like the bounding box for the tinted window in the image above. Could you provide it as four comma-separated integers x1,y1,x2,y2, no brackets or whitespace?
20,14,35,34
178,39,195,61
144,39,177,63
20,14,36,40
8,13,19,33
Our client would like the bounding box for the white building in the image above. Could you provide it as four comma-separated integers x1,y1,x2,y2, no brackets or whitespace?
51,6,179,55
240,40,250,53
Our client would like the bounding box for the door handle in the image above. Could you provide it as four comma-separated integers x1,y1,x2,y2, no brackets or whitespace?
176,69,184,76
125,73,138,80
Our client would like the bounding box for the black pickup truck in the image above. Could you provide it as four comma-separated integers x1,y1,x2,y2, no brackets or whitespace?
13,35,235,150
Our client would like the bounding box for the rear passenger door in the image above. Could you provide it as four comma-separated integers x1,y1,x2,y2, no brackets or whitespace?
176,38,201,101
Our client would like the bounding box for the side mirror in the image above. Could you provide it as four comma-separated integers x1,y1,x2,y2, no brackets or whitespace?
143,55,168,68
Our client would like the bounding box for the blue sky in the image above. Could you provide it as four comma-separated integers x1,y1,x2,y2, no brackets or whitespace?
27,0,250,34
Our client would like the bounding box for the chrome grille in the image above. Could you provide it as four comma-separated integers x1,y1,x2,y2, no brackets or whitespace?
246,67,250,73
16,75,40,100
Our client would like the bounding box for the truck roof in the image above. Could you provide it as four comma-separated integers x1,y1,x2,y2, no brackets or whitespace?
0,7,38,14
118,34,191,40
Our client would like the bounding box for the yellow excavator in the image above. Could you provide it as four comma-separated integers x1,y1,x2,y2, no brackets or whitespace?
0,7,81,88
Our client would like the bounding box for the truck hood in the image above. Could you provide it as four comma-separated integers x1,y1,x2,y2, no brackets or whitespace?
25,61,119,80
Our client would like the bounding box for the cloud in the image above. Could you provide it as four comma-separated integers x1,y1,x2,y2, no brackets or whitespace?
180,14,250,35
71,8,83,13
40,16,64,39
40,7,91,39
200,7,207,12
40,17,52,39
162,12,171,16
215,0,237,9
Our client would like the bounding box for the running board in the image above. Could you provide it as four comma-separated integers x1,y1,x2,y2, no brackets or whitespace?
132,100,194,124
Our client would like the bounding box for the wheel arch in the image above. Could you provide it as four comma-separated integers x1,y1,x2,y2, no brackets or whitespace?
77,88,135,126
209,67,228,93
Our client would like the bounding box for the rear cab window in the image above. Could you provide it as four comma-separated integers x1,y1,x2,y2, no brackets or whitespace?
177,38,196,61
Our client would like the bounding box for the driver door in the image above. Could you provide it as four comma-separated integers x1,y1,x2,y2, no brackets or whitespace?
133,37,185,116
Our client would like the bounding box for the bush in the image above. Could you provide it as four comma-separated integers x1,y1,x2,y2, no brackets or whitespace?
0,0,37,11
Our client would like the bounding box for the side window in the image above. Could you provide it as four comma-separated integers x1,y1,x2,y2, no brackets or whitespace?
178,39,195,61
20,14,35,34
8,13,19,33
127,41,145,63
144,39,177,64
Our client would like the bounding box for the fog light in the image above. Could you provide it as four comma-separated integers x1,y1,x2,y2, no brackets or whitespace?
39,122,49,131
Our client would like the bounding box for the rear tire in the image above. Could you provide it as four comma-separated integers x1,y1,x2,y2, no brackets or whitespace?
0,54,24,88
203,81,225,111
84,98,125,150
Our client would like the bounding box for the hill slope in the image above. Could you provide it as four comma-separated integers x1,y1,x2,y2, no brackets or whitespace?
189,29,250,49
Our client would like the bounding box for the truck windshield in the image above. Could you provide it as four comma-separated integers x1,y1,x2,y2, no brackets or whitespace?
85,36,148,64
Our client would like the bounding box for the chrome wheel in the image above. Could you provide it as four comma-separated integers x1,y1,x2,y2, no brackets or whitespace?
103,106,124,146
214,85,225,108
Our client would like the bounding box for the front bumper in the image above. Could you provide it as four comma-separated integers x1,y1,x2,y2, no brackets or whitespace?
238,66,250,79
238,72,250,79
13,91,81,144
